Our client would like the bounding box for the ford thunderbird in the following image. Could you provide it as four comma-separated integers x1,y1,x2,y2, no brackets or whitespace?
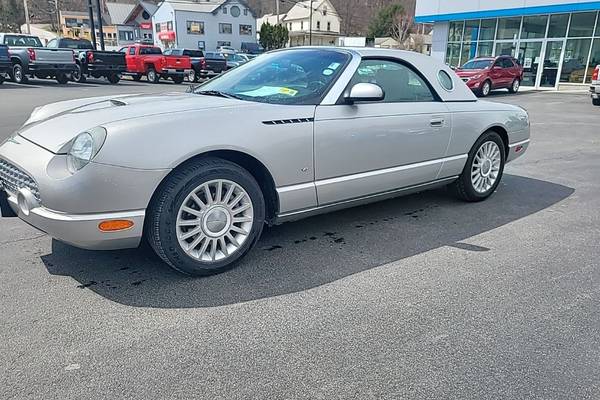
0,47,530,276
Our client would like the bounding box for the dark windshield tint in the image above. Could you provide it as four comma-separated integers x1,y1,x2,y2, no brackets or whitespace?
4,35,43,47
140,47,162,55
461,59,493,69
59,39,93,49
205,52,225,60
195,49,350,105
183,49,203,57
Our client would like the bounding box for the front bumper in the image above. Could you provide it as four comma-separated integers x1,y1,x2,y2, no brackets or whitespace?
0,135,169,250
1,189,144,250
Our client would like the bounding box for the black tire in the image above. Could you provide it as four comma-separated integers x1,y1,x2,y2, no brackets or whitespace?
448,130,506,202
188,69,197,82
147,68,160,83
146,158,266,276
478,80,491,97
71,64,86,83
11,63,28,84
593,98,600,106
107,73,120,84
172,75,184,84
132,74,142,81
508,78,520,94
56,73,69,84
0,75,4,84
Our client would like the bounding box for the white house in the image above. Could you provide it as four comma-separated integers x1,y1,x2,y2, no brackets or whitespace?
106,1,157,46
258,0,341,47
152,0,257,52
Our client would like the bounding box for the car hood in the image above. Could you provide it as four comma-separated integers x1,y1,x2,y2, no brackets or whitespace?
18,92,249,153
455,69,487,77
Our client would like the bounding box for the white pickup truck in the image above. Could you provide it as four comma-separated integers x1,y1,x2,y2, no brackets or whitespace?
0,33,76,84
591,64,600,106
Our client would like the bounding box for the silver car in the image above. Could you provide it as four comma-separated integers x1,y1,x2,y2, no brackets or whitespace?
0,47,530,276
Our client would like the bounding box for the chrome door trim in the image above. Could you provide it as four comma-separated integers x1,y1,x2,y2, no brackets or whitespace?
275,176,458,223
509,139,530,148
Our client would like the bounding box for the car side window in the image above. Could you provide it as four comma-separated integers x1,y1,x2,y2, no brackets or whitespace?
47,39,57,48
494,60,505,69
502,58,515,68
349,59,435,103
129,47,136,55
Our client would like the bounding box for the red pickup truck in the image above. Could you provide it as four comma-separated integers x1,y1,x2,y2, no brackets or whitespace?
120,44,192,84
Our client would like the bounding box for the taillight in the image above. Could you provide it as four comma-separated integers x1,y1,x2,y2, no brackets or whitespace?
593,66,599,82
201,58,206,69
27,48,35,61
87,51,94,63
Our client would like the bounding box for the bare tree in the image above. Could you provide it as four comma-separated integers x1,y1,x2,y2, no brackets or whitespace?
390,12,412,49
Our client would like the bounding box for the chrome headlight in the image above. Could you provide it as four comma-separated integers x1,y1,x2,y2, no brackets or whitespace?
66,127,107,173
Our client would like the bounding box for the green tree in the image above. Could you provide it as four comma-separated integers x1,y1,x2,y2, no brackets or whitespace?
259,22,289,51
368,3,403,38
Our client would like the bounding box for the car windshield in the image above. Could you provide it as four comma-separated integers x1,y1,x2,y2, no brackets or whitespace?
461,59,493,70
4,35,43,47
60,39,93,49
195,49,350,105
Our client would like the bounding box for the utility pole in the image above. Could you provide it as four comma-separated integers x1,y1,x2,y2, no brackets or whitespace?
95,0,105,50
86,0,97,49
22,0,31,33
54,0,60,37
309,0,313,45
276,0,279,24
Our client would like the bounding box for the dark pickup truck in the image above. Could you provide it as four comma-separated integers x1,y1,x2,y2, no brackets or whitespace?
46,38,126,84
0,44,10,84
164,48,227,82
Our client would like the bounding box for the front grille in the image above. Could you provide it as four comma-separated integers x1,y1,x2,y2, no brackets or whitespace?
0,158,41,202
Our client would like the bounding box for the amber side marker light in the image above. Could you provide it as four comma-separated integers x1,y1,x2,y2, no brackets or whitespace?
99,220,134,232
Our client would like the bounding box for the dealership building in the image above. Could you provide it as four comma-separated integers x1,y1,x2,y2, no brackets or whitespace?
415,0,600,90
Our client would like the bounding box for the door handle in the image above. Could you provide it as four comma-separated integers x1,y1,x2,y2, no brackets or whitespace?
430,117,445,127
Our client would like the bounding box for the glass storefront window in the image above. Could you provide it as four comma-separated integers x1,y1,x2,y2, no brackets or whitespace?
495,42,516,57
477,41,494,57
464,20,480,42
548,14,570,37
479,19,497,41
448,21,464,42
445,43,461,68
461,42,477,65
497,17,521,40
521,15,548,39
568,12,597,37
585,39,600,83
561,39,592,83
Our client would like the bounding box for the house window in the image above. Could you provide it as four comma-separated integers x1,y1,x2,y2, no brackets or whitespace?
219,23,232,34
301,21,304,30
316,21,320,30
231,6,241,17
187,21,205,35
239,24,252,35
244,8,248,16
323,7,327,16
198,41,205,50
327,22,331,31
223,6,227,14
118,31,134,41
155,23,160,33
167,21,173,31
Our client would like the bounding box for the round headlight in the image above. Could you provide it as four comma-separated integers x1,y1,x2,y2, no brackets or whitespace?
66,127,107,173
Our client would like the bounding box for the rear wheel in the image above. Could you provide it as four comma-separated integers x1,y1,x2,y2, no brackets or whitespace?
592,98,600,106
146,158,265,276
508,78,520,93
479,80,491,97
107,73,120,84
449,130,506,202
147,68,159,83
11,63,27,84
56,73,69,84
71,64,86,83
188,69,197,82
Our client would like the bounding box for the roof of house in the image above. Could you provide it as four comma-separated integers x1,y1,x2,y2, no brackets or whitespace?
105,2,136,25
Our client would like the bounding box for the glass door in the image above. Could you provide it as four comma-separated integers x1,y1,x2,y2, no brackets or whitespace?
518,41,543,87
540,41,564,88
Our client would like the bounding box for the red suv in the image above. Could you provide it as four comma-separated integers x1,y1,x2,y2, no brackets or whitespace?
455,56,524,97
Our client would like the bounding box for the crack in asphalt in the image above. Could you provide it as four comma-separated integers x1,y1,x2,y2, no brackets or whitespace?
0,233,47,246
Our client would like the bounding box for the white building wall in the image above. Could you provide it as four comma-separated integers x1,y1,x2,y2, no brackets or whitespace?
152,2,175,48
430,21,449,62
417,0,600,18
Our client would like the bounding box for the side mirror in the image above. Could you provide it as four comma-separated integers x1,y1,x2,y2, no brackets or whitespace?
345,83,385,104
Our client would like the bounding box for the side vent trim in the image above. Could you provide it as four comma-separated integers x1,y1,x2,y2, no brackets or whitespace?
262,118,314,125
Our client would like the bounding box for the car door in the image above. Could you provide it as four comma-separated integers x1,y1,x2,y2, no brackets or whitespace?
488,59,506,88
314,58,452,205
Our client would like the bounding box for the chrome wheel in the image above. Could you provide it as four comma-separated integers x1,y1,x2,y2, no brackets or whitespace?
471,141,501,194
482,81,491,96
176,179,254,263
512,79,520,92
188,69,196,82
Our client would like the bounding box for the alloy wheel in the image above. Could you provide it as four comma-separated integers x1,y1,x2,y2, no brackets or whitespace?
513,79,520,92
482,81,490,96
471,141,501,194
176,179,254,262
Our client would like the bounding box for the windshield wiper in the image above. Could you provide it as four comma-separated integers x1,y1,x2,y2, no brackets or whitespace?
196,90,242,100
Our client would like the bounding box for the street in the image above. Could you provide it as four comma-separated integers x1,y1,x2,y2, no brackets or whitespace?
1,79,600,399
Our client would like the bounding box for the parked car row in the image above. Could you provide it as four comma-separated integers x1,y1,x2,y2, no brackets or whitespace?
0,33,256,86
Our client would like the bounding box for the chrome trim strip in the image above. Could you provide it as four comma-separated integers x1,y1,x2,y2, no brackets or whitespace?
276,182,315,194
315,154,467,187
278,176,458,219
509,139,530,148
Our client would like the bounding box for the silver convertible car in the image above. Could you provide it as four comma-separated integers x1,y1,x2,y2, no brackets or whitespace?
0,47,530,276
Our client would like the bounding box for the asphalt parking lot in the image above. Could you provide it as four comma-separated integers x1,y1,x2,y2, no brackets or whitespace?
1,79,599,399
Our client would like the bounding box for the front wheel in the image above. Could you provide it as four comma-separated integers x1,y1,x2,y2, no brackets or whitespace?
508,79,520,93
592,97,600,106
449,131,506,202
146,158,266,276
56,73,69,84
478,80,491,97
